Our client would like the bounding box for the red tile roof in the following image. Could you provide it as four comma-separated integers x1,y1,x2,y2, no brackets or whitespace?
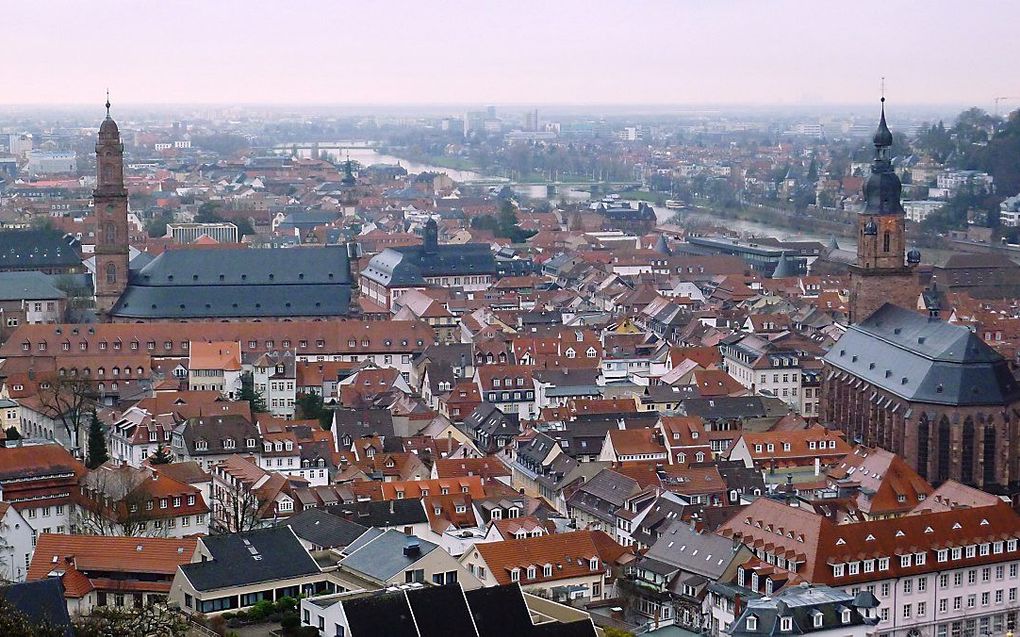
472,530,628,586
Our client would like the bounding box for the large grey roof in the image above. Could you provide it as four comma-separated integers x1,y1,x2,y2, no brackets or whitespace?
0,271,67,301
361,243,496,287
112,245,352,319
180,527,320,591
729,585,875,637
341,587,420,637
645,520,743,579
823,303,1020,406
0,230,81,270
283,508,369,549
340,529,439,582
130,246,351,286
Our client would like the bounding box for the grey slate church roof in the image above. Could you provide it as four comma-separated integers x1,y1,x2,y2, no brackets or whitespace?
823,303,1020,406
111,245,352,319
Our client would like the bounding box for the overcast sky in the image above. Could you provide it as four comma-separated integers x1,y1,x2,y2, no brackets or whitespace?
5,0,1016,108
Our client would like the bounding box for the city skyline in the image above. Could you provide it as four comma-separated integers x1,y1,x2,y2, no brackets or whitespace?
5,0,1018,108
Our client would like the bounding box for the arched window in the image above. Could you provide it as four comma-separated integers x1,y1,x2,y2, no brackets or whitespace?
937,415,952,483
883,231,891,253
961,418,975,485
105,262,117,284
916,415,930,480
983,424,997,487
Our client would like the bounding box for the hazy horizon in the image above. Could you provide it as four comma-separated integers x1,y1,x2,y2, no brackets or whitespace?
6,0,1018,111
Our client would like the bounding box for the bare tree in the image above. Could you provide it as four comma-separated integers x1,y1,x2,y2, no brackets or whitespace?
75,467,170,538
35,373,95,456
211,473,263,534
74,603,190,637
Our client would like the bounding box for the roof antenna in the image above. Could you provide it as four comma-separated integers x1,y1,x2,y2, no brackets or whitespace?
105,89,111,118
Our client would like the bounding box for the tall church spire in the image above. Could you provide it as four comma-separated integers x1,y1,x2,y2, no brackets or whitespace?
93,99,129,316
848,96,919,323
863,97,903,215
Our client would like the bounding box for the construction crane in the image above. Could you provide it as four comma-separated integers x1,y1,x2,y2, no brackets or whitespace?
994,97,1020,116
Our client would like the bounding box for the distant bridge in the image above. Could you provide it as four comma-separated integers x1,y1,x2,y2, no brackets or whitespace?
271,141,381,151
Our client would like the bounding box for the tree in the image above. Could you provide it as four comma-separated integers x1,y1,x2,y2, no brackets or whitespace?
86,411,109,469
74,603,190,637
75,466,169,538
212,473,263,534
239,372,267,413
35,374,95,456
148,445,174,465
0,595,66,637
4,426,20,441
295,393,330,428
195,202,224,223
145,210,173,238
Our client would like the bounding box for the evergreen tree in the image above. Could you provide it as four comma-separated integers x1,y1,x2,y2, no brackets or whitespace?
86,411,109,469
4,426,20,441
240,372,268,413
149,446,174,465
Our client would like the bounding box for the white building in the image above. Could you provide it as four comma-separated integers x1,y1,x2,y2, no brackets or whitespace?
902,200,944,224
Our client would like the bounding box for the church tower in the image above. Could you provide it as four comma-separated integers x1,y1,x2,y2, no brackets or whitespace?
848,99,921,322
93,96,130,315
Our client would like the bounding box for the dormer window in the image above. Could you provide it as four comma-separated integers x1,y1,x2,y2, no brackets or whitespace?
527,566,536,579
490,509,502,520
746,616,758,631
780,617,792,632
510,568,520,582
589,558,599,571
544,564,553,577
841,609,851,624
224,438,236,450
813,613,823,628
196,440,208,451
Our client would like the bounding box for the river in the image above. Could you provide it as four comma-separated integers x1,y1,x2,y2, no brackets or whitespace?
286,145,864,249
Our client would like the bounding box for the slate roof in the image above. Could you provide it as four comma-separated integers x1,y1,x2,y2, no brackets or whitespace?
0,578,73,637
112,246,352,319
405,585,478,637
681,396,770,420
729,585,876,637
329,498,429,528
333,408,395,441
823,303,1020,406
645,520,745,580
340,529,439,582
343,587,420,637
464,584,535,637
180,527,320,591
362,243,496,287
283,508,369,549
0,230,81,270
0,271,67,301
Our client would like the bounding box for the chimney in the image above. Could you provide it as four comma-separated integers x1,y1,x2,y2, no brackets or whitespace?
403,538,422,558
